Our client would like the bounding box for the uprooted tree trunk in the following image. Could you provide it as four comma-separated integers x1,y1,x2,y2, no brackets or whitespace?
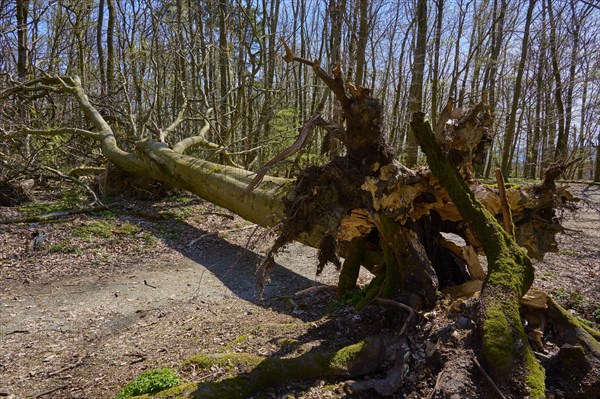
2,62,594,397
411,112,544,397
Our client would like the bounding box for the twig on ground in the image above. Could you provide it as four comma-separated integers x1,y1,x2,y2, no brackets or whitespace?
0,206,108,224
129,356,146,365
48,359,84,377
42,166,105,207
473,356,507,399
201,211,235,220
6,329,30,335
144,280,157,289
294,285,333,297
425,370,444,399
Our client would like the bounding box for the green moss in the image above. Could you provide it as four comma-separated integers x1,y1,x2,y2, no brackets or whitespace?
185,337,374,399
49,239,82,254
524,349,546,399
207,165,223,174
114,221,138,235
482,304,515,367
184,353,263,370
550,297,600,342
337,237,364,297
18,201,69,214
356,274,384,309
219,334,252,353
161,207,194,221
71,219,139,243
329,340,365,371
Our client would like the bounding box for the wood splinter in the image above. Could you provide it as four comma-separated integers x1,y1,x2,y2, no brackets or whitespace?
495,168,514,236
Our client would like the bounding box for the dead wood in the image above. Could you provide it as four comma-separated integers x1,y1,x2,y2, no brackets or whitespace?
495,168,513,235
0,206,108,224
411,110,545,397
191,335,405,399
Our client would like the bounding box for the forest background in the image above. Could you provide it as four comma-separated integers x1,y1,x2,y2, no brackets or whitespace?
1,0,599,182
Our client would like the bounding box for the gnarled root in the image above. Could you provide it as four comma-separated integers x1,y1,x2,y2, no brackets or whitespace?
190,335,406,399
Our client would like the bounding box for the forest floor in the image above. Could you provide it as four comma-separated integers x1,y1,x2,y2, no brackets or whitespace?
0,183,598,399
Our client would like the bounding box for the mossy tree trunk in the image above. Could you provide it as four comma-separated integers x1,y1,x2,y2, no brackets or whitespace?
411,111,545,398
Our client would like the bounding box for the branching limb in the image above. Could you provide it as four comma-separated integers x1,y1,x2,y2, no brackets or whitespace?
411,111,545,398
42,166,105,207
172,108,242,168
281,38,349,108
241,114,329,197
172,108,213,153
159,81,188,142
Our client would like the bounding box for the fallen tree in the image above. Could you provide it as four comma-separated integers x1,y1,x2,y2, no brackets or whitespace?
2,58,597,397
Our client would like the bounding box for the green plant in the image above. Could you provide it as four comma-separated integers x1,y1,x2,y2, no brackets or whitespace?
157,225,181,241
114,368,180,399
161,206,194,221
329,289,367,310
166,195,195,204
113,221,138,236
553,289,586,310
593,305,600,323
74,220,113,239
18,201,68,214
142,233,157,245
49,240,81,254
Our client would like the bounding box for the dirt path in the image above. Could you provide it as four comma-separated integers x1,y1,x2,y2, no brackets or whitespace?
1,184,598,398
0,198,343,398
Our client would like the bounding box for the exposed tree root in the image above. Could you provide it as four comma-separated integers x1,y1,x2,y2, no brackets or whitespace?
189,335,406,399
544,297,600,398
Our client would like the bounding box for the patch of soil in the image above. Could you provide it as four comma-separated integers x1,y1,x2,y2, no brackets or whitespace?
0,184,598,398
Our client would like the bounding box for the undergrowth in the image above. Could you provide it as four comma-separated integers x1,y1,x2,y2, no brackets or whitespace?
114,368,180,399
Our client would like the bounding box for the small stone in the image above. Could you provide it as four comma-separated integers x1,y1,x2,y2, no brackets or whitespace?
456,315,475,329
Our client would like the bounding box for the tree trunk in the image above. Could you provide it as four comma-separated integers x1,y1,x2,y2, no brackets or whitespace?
106,0,115,94
411,112,545,398
547,0,566,161
16,0,29,80
500,0,536,176
354,0,369,87
595,132,600,182
430,0,444,124
405,0,427,167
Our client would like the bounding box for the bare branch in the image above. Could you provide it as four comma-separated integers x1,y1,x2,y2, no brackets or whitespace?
281,38,349,108
241,114,327,197
159,81,188,142
42,166,105,207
